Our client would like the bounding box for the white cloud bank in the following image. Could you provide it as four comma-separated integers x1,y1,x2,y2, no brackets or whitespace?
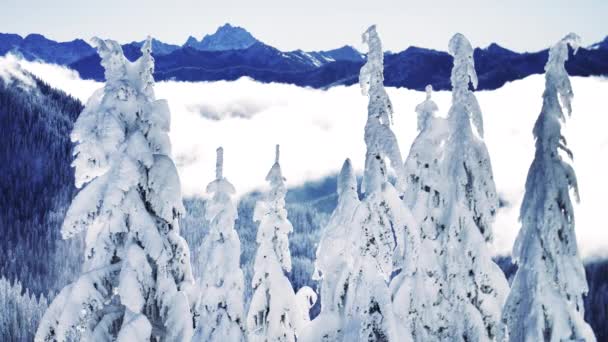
15,58,608,259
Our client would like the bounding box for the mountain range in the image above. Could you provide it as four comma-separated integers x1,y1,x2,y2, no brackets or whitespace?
1,23,607,90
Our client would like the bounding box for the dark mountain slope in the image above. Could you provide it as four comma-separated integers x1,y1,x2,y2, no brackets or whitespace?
0,73,83,295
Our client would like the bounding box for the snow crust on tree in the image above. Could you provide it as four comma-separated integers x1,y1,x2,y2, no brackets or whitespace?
247,145,314,342
359,25,405,195
36,37,195,342
194,147,246,342
434,33,509,341
339,25,415,342
391,85,452,341
302,159,360,341
502,33,596,342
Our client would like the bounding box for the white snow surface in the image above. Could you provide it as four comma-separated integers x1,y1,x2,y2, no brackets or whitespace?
11,57,608,259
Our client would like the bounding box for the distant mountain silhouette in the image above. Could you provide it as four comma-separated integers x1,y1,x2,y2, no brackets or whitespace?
2,25,608,90
0,33,94,64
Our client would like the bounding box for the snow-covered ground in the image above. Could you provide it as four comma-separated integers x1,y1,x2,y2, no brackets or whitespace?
18,58,608,259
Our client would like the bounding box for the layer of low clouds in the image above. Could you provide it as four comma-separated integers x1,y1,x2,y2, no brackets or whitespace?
15,57,608,259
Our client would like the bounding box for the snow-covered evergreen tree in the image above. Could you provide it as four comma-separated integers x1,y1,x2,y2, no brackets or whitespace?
36,38,195,342
358,25,405,195
437,33,509,341
502,33,596,342
194,147,245,342
391,85,451,341
303,159,360,340
247,145,313,342
341,25,415,342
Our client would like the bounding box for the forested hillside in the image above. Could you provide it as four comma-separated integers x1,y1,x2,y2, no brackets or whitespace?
0,73,83,295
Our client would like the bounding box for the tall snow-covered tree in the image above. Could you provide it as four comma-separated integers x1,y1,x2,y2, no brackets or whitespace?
358,25,405,195
247,145,314,342
303,159,360,341
391,85,451,341
36,38,195,342
438,33,509,342
342,25,415,342
194,147,245,342
502,33,596,342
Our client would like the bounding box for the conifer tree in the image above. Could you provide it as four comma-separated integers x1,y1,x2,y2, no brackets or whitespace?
391,85,450,341
502,33,596,342
304,159,360,340
247,145,313,342
342,25,415,342
438,33,509,341
194,147,246,342
36,38,195,342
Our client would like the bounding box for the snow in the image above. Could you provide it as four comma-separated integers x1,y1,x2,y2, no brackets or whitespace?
35,38,196,341
195,146,246,342
247,145,313,341
394,85,450,340
436,33,508,341
310,159,359,340
502,33,596,342
13,57,608,259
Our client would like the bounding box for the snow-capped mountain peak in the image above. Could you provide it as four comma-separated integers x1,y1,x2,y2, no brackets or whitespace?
184,23,259,51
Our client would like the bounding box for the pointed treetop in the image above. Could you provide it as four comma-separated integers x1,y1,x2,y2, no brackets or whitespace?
265,144,286,188
415,84,439,132
545,33,581,116
361,25,380,53
425,84,433,100
275,144,280,164
360,25,384,97
206,146,236,196
215,146,224,180
138,36,155,97
547,33,580,69
359,25,393,126
91,37,127,85
141,35,153,55
447,33,486,138
448,33,478,90
337,158,357,197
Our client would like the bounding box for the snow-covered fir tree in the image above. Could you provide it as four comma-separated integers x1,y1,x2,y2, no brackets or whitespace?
342,25,415,342
358,25,405,195
303,159,360,341
502,33,596,342
391,85,451,341
36,38,195,342
437,33,509,341
247,145,314,342
193,147,245,342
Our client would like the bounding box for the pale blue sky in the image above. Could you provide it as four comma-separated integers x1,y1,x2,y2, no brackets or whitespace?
2,0,607,52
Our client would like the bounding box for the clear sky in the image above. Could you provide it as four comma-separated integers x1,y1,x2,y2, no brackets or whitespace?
2,0,607,52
